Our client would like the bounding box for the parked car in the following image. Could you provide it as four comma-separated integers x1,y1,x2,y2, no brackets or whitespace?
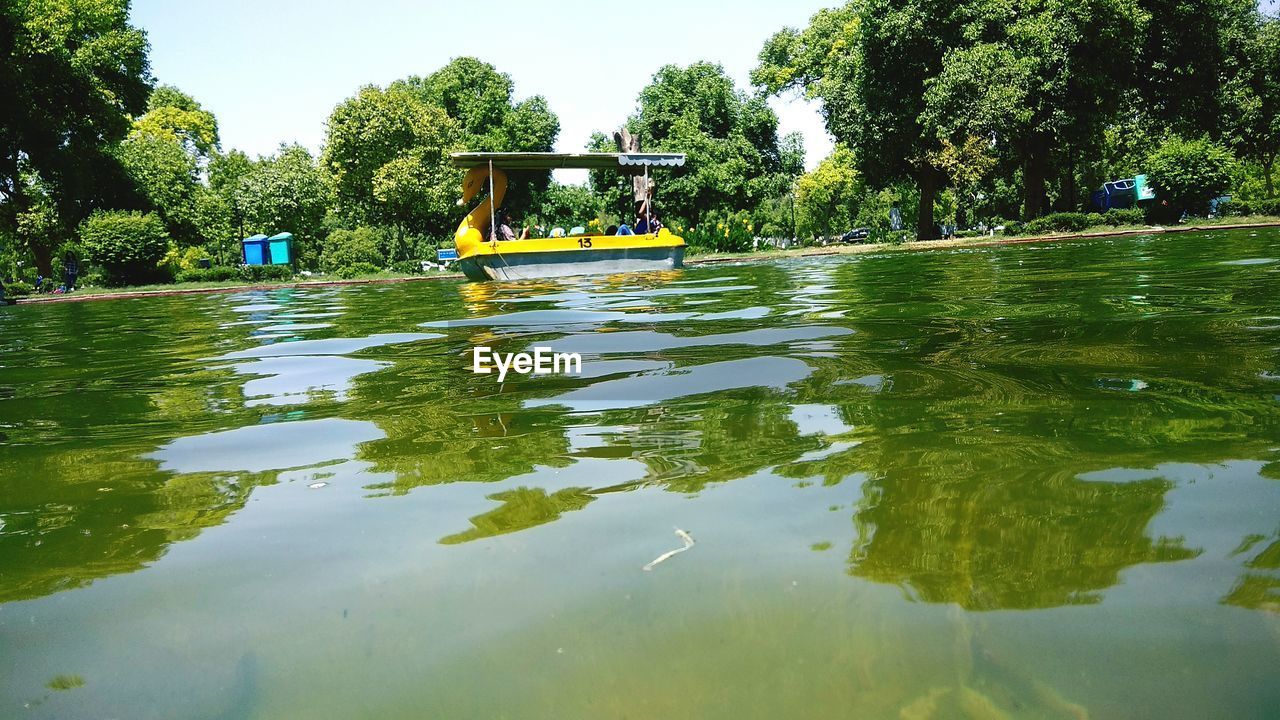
840,228,871,243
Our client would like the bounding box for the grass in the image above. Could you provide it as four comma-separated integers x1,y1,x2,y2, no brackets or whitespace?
686,215,1280,265
18,269,460,302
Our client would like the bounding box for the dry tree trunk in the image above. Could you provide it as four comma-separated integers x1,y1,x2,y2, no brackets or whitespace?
613,128,653,218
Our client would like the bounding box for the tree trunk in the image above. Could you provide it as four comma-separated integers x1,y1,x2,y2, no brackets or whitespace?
1264,156,1275,199
917,169,939,241
31,242,54,278
1024,151,1044,219
613,128,653,218
1064,146,1076,211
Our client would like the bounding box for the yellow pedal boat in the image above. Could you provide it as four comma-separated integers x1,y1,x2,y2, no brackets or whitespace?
451,152,686,282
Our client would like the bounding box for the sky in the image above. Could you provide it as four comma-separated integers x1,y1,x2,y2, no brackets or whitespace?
129,0,838,183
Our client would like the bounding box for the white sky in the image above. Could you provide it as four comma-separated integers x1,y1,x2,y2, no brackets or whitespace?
130,0,837,183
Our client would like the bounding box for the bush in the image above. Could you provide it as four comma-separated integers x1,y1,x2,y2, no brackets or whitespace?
321,227,385,272
79,211,172,286
163,245,214,275
388,259,422,275
240,264,294,282
1146,136,1238,216
1100,208,1146,226
1215,199,1252,216
1022,212,1092,235
3,281,33,298
1256,199,1280,216
175,266,240,283
335,262,380,278
680,210,755,253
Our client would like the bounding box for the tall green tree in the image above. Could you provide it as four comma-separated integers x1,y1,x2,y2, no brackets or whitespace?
755,1,964,239
116,131,200,244
596,62,793,226
132,85,220,160
235,145,330,268
393,57,560,213
1136,0,1257,139
922,0,1146,218
794,144,862,238
1225,14,1280,197
322,84,463,241
0,0,152,274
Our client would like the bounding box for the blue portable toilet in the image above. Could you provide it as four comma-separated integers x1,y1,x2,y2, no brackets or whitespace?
242,234,270,265
267,232,294,265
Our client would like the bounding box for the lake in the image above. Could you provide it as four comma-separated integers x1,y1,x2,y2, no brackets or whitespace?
2,229,1279,719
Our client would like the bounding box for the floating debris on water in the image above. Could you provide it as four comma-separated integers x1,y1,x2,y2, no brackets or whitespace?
46,674,84,691
643,527,695,571
1096,377,1148,392
308,482,328,489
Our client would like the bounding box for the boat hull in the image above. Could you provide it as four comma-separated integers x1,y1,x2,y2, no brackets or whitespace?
459,243,684,281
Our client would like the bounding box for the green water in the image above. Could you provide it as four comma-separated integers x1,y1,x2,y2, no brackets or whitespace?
2,230,1279,719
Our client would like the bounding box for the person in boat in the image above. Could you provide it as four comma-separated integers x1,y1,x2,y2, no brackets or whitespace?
616,222,634,235
635,213,662,234
490,209,530,241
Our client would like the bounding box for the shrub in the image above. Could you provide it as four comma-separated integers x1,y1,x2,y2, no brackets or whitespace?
163,245,214,275
1146,137,1238,216
239,264,294,282
3,281,33,298
321,227,385,272
1215,199,1251,216
1022,212,1091,235
1001,221,1025,236
79,211,172,286
335,262,380,278
1100,208,1146,226
175,266,240,283
388,259,422,275
681,210,755,253
1256,198,1280,216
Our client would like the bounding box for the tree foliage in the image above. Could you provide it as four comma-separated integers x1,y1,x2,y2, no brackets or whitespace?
1146,136,1239,215
0,0,152,274
1224,15,1280,197
795,144,862,238
235,144,330,268
79,210,170,285
596,62,797,226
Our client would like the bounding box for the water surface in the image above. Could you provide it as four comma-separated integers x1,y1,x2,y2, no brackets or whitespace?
2,229,1279,718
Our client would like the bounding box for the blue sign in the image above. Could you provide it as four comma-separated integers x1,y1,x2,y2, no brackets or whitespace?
437,248,459,262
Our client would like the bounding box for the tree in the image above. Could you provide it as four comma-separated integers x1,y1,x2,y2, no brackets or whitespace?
530,182,604,230
116,132,201,244
1146,136,1239,216
795,145,862,238
322,84,463,240
394,57,560,213
132,85,219,160
755,1,963,240
0,0,152,274
1225,15,1280,198
601,62,792,226
921,0,1146,219
235,145,330,269
1136,0,1257,140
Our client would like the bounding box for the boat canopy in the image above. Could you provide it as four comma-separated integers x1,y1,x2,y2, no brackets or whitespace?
450,152,686,171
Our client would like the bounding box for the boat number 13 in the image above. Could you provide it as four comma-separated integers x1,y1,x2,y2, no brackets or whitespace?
577,239,593,248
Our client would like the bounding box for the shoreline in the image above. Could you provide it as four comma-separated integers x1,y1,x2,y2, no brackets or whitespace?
12,219,1280,304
